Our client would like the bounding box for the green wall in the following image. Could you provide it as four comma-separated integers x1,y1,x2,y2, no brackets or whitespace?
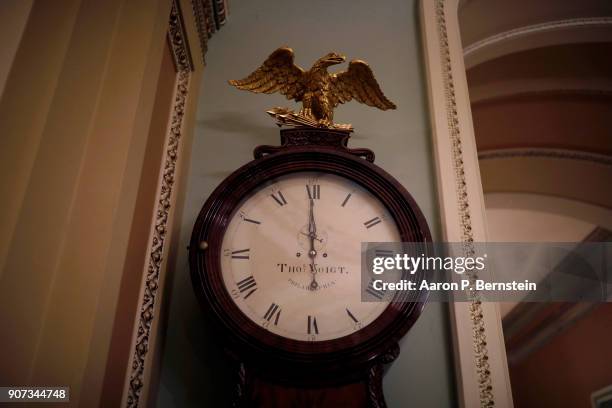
157,0,456,406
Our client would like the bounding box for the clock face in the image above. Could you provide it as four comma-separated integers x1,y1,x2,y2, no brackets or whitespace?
220,171,401,341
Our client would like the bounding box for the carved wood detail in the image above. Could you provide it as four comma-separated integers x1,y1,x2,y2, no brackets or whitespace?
254,127,375,162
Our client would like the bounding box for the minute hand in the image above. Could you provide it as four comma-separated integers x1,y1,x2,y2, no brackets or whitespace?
307,198,318,290
308,198,317,236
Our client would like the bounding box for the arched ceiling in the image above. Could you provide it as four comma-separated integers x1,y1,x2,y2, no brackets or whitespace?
459,0,612,45
479,154,612,209
460,2,612,211
459,0,612,68
470,92,612,155
467,43,612,103
485,193,612,231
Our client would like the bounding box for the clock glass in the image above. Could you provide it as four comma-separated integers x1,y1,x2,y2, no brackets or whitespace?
220,171,400,341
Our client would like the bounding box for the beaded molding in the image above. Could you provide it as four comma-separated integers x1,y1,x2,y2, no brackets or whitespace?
435,1,494,406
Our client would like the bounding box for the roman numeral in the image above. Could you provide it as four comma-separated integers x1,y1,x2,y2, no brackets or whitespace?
236,276,257,299
306,184,320,199
231,249,250,259
364,217,382,229
341,193,352,207
270,191,288,206
263,303,281,325
346,308,358,323
307,315,319,334
366,279,385,299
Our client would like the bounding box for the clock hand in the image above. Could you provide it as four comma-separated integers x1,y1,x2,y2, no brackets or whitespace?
307,198,318,290
308,197,317,237
300,231,323,243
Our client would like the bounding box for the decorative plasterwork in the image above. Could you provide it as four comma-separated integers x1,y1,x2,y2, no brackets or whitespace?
479,148,612,167
423,0,514,406
463,17,612,59
168,0,194,72
470,87,612,105
126,72,189,408
433,1,494,405
125,1,191,406
191,0,209,65
190,0,228,65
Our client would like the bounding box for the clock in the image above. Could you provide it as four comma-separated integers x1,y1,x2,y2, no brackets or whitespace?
190,128,431,407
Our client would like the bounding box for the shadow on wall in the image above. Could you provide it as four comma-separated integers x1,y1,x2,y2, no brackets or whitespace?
158,270,234,407
198,111,275,140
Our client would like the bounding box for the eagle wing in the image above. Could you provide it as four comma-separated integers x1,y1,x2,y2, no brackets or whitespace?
330,60,396,110
228,47,306,101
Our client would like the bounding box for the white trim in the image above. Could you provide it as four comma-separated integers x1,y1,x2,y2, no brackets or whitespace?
463,17,612,68
469,81,612,105
420,1,514,406
478,148,612,166
464,17,612,59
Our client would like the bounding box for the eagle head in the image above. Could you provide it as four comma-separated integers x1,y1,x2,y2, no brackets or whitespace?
313,52,346,70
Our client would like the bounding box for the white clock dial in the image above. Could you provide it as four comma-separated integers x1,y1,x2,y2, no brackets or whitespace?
221,171,400,341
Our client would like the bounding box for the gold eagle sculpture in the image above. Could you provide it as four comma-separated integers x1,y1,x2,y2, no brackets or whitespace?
229,47,396,130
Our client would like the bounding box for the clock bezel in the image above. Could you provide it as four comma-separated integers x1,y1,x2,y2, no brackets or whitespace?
189,143,432,383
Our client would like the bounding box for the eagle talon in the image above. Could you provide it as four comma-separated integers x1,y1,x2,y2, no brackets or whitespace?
299,108,314,120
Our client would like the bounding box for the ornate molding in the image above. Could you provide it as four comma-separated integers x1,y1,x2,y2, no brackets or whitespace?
191,0,229,65
191,0,209,65
232,362,248,407
168,0,194,72
464,17,612,59
126,69,190,407
365,342,400,407
125,2,192,406
367,364,386,408
479,148,612,166
434,1,494,406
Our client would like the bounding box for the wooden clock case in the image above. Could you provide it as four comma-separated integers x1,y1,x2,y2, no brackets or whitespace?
189,128,432,407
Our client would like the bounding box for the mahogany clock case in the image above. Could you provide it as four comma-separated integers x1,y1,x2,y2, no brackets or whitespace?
189,128,432,385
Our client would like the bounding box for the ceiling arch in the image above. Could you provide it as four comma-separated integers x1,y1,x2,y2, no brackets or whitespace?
458,0,612,68
478,152,612,209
